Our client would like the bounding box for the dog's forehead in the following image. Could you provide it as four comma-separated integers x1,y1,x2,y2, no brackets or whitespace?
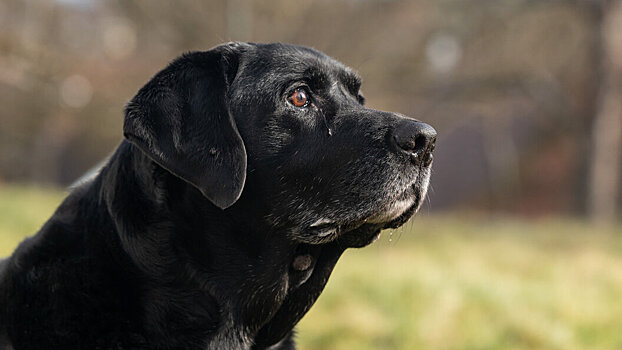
251,43,361,88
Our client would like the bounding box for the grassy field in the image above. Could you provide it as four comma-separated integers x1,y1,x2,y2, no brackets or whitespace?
1,184,622,350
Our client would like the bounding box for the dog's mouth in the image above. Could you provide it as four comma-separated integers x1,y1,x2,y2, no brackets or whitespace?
366,184,419,225
302,171,430,246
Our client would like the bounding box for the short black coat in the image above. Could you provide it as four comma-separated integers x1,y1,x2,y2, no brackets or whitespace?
0,42,435,350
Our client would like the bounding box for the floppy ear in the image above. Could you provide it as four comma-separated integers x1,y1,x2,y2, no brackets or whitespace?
123,43,248,209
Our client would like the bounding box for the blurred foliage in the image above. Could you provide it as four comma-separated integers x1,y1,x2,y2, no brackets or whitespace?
1,184,622,349
1,0,619,216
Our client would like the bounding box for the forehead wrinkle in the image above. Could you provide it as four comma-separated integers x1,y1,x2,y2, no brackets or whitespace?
265,53,330,84
303,66,330,87
302,62,360,95
247,44,361,98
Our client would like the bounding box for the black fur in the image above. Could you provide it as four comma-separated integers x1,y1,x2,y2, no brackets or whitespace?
0,42,436,350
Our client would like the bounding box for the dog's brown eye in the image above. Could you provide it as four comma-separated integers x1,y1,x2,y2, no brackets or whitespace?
289,88,309,107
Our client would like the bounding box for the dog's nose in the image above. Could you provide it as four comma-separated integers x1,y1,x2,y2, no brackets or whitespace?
392,119,437,166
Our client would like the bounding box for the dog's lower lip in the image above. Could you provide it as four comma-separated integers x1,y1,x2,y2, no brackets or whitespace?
364,183,418,224
383,190,422,229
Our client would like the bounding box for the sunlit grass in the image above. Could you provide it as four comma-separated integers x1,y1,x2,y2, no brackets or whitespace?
1,185,621,349
0,184,66,256
298,217,622,350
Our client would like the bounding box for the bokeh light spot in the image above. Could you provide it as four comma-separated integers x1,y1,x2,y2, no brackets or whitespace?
60,74,93,109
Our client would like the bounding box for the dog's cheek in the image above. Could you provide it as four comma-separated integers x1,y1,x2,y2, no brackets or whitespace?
260,121,297,156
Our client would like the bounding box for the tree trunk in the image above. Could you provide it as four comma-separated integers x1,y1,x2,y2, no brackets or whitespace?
588,0,622,223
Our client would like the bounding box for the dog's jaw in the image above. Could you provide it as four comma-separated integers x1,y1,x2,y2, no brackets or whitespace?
294,165,431,246
350,163,431,226
366,190,417,224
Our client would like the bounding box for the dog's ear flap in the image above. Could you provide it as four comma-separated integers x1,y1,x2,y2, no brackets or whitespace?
123,43,249,209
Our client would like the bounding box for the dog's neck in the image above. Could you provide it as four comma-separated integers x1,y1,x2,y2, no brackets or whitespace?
96,141,345,347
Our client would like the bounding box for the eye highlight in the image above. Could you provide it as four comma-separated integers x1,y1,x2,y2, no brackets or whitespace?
289,88,310,108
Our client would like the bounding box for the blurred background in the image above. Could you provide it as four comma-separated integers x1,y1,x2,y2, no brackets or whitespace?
1,0,622,349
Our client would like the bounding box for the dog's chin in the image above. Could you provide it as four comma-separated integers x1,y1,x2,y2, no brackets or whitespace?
296,174,429,246
366,186,419,225
335,185,424,248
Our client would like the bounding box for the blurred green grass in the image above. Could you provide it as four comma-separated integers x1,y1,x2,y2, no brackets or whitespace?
1,184,622,350
0,184,66,256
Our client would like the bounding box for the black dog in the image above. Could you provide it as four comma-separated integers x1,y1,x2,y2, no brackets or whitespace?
0,42,436,349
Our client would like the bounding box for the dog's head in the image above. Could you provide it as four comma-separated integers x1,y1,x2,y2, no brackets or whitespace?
124,42,436,246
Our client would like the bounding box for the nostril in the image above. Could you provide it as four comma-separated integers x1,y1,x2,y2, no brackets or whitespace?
393,135,417,152
413,135,428,153
392,120,437,164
